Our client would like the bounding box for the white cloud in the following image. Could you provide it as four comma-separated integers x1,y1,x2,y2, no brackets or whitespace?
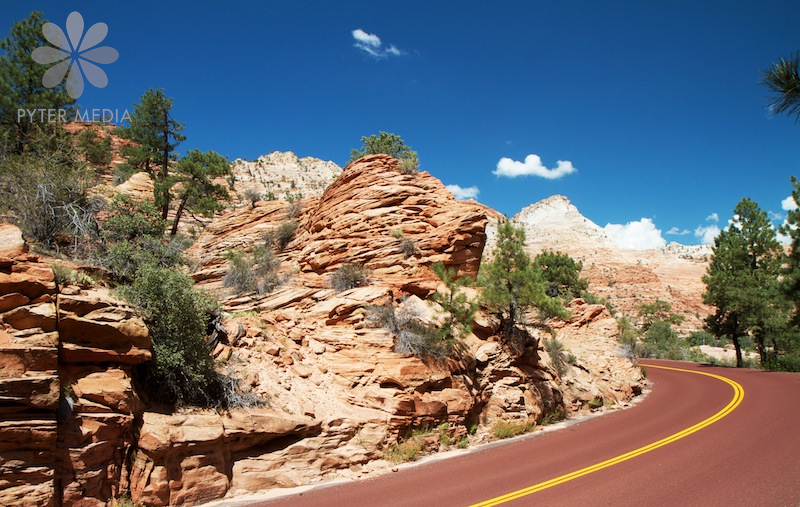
352,29,404,58
782,195,798,211
694,224,721,245
768,210,785,221
705,213,719,223
493,154,577,179
604,218,666,250
446,184,479,200
666,227,690,236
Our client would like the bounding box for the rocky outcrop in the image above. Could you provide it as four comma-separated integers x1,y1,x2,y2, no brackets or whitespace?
57,292,150,507
0,225,59,507
129,410,320,506
231,151,341,202
169,158,644,503
0,225,152,507
549,300,645,410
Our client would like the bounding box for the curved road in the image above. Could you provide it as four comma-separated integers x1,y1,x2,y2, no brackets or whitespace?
255,360,800,506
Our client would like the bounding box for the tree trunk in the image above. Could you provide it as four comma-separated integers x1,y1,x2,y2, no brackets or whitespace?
161,109,171,220
732,335,743,368
755,330,767,368
170,195,187,236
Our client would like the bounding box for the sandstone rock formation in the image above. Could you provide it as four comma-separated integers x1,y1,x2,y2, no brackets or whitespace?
231,151,341,202
0,225,59,507
0,225,151,507
490,195,712,332
1,157,651,506
165,156,645,504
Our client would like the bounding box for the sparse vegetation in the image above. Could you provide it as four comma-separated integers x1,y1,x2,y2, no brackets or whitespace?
242,188,261,208
491,419,535,440
223,247,281,294
330,263,369,292
368,303,449,360
544,338,568,376
51,263,95,287
265,220,298,252
0,123,99,251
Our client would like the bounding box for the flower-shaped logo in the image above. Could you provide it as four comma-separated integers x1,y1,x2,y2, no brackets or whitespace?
31,11,118,99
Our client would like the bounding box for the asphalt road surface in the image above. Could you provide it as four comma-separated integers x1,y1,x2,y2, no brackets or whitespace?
254,360,800,507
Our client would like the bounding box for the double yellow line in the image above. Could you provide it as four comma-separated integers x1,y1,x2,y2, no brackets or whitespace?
470,364,745,506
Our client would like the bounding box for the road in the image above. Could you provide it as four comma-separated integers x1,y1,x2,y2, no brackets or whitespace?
254,360,800,506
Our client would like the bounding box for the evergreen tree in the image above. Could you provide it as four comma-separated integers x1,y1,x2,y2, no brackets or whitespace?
0,11,75,154
169,149,233,235
637,300,684,333
702,198,785,367
532,250,589,301
118,88,185,220
431,262,477,343
762,52,800,122
348,131,419,170
479,220,565,340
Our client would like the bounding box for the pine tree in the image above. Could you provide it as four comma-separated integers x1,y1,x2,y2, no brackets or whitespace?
431,262,477,344
702,198,785,367
169,149,233,236
348,131,419,170
0,11,75,154
479,220,565,340
118,88,185,220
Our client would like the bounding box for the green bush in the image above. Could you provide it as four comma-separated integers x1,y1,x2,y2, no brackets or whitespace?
533,250,589,301
103,194,166,242
348,131,419,171
103,237,184,283
330,263,369,292
117,266,218,406
491,419,535,440
77,128,112,167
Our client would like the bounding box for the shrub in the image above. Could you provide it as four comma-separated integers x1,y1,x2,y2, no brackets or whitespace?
385,438,422,463
117,266,219,407
348,131,420,169
330,263,369,292
285,201,302,218
0,124,98,248
368,303,450,360
492,419,535,440
399,238,418,257
103,194,166,242
112,163,137,185
533,250,589,301
103,236,185,283
223,246,281,294
51,263,95,287
242,188,261,208
397,157,419,174
77,128,113,167
265,220,298,252
544,338,568,376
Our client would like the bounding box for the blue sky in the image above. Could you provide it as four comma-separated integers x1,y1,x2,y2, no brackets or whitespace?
4,1,800,247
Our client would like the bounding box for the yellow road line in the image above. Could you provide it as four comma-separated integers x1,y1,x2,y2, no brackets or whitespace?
470,364,745,507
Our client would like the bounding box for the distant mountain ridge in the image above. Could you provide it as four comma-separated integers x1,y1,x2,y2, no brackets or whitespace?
486,194,712,331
